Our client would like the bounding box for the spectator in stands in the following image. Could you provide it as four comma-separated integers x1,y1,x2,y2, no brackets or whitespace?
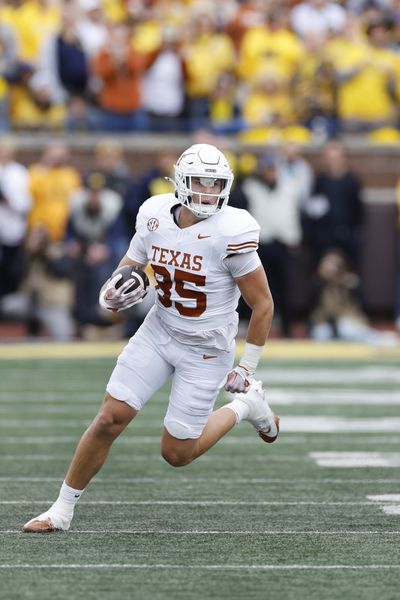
228,151,258,212
128,2,163,55
30,2,92,130
135,150,176,206
23,225,75,340
347,0,393,15
65,172,123,333
355,1,391,30
227,0,268,50
329,16,400,132
278,141,314,207
309,248,394,343
91,20,157,132
91,137,133,199
102,0,129,23
0,136,32,303
180,10,235,130
141,25,186,132
237,6,304,85
8,63,68,130
0,0,60,67
209,71,243,135
290,0,347,39
77,0,107,59
241,67,295,131
88,138,134,255
291,32,336,138
241,153,303,337
302,140,364,270
0,22,17,131
28,140,81,243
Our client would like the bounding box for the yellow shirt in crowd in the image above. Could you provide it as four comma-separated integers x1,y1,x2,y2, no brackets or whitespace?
327,37,400,121
242,89,295,127
237,26,304,82
9,86,65,130
0,78,7,101
184,33,235,97
131,20,163,53
103,0,128,23
0,0,60,63
28,165,81,242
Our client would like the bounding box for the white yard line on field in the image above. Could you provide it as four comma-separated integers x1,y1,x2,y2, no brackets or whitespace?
283,417,400,433
2,435,400,449
2,390,400,406
381,506,400,515
3,417,400,440
256,367,400,384
2,422,400,434
368,495,400,516
0,500,381,505
3,365,400,385
2,476,400,484
258,391,400,405
2,529,400,535
311,452,400,467
0,529,400,536
367,495,400,502
0,563,399,571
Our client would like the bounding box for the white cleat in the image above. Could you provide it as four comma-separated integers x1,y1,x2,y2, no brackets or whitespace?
23,510,72,533
236,380,280,443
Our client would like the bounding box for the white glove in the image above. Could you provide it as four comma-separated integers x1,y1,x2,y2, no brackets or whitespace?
224,364,253,393
99,274,147,312
223,343,263,394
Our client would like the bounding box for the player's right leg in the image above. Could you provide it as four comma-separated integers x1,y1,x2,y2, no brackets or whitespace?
23,309,174,533
23,393,137,533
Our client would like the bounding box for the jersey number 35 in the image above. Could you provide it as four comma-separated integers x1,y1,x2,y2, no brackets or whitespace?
152,265,206,317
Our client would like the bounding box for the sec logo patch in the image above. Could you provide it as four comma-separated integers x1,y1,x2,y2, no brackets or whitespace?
147,218,159,231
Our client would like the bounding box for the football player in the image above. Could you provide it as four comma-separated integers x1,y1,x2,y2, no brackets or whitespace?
23,143,279,533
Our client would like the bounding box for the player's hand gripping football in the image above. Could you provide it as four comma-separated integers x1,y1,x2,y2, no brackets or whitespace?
99,273,147,312
224,364,253,393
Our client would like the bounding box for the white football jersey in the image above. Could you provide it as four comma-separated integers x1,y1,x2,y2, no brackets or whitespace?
127,194,260,349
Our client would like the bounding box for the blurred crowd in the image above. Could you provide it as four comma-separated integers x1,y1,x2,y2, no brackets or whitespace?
0,133,398,343
2,0,400,140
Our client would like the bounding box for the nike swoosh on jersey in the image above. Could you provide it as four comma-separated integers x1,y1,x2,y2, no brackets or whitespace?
198,234,211,239
203,354,217,359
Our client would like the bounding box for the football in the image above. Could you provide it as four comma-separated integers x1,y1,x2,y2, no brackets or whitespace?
112,265,149,294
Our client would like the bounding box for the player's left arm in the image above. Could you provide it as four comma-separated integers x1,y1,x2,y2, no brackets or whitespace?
236,265,274,346
224,265,274,393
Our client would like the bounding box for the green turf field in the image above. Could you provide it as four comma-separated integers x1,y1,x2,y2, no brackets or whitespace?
1,353,400,600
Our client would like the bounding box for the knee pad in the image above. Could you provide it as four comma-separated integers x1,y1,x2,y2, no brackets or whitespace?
106,381,140,410
164,416,198,440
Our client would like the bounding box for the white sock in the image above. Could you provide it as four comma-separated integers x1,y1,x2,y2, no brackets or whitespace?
59,481,85,503
51,481,85,518
224,399,250,424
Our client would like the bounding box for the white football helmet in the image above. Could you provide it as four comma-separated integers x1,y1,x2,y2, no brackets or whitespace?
174,144,234,219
